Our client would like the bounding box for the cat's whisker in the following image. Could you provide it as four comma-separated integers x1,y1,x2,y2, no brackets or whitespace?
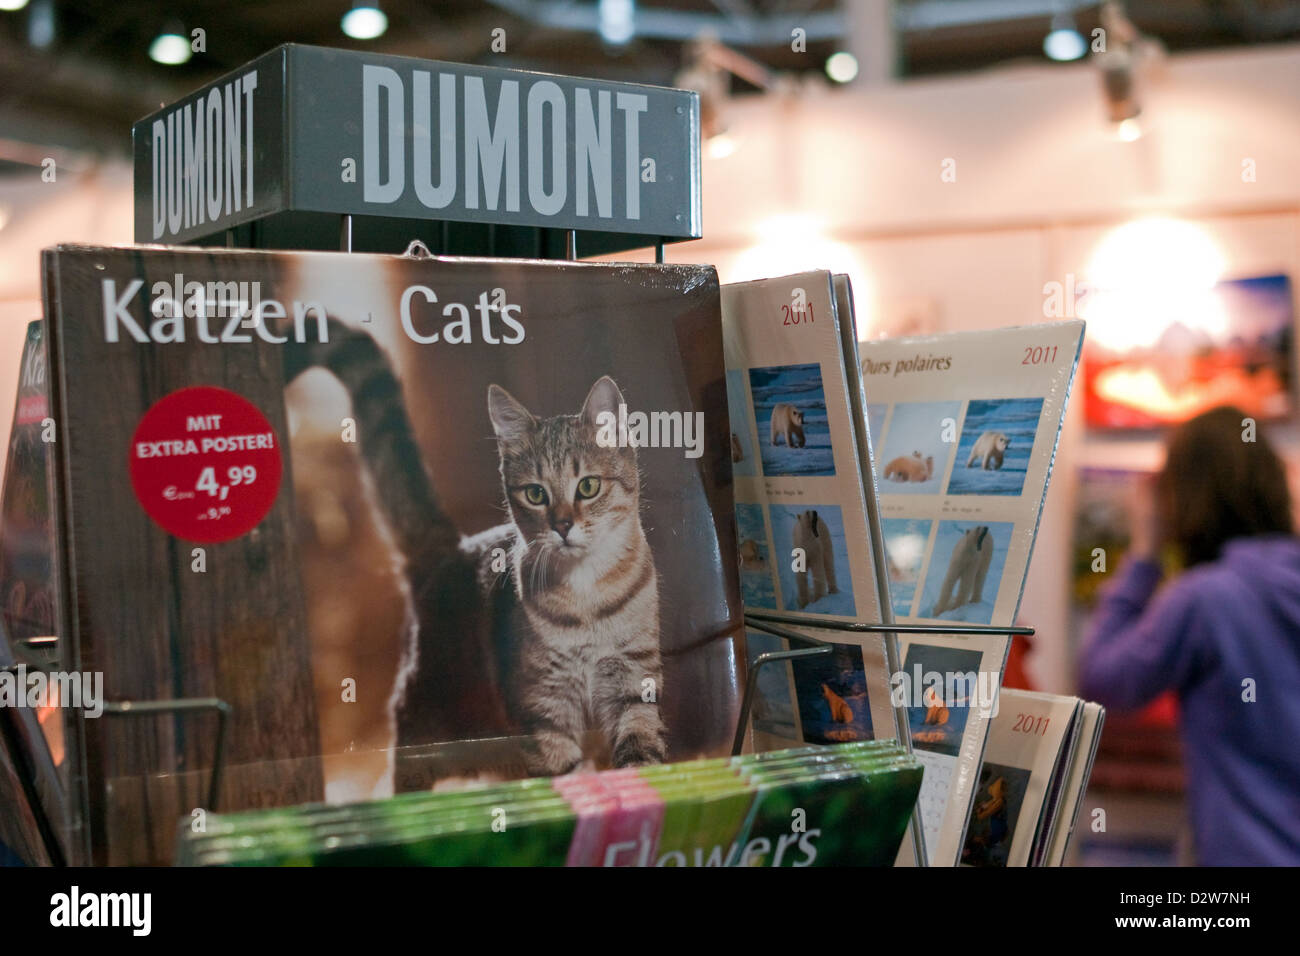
533,548,548,595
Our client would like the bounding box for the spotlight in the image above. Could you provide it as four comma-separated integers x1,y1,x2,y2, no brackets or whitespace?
341,3,388,41
1084,218,1226,352
1116,117,1142,142
825,52,859,84
1101,54,1141,132
1095,2,1159,137
1043,12,1086,61
28,0,55,49
149,25,191,66
706,133,736,160
599,0,635,46
677,38,773,160
0,0,30,11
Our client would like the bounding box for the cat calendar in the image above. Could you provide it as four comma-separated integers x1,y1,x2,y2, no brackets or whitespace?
42,243,744,864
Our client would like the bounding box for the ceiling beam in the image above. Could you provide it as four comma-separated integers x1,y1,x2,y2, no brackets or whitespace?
484,0,846,45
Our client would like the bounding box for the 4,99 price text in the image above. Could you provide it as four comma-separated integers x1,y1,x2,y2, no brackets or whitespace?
195,465,258,500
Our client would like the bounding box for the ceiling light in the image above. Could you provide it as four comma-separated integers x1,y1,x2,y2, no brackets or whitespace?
149,28,191,66
28,0,54,48
1084,218,1226,352
733,216,862,287
1044,27,1086,61
1100,49,1142,130
825,52,859,84
706,133,736,160
341,4,388,41
0,0,30,11
1089,218,1224,291
599,0,635,46
1045,3,1086,62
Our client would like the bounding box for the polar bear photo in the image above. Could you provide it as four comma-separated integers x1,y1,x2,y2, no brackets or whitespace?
966,431,1009,470
770,504,856,615
874,400,962,495
769,403,806,447
791,509,839,609
919,520,1012,624
734,502,778,609
930,525,994,616
748,364,835,477
883,451,934,482
947,398,1044,497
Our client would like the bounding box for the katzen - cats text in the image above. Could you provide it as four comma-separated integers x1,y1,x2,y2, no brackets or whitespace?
101,277,526,345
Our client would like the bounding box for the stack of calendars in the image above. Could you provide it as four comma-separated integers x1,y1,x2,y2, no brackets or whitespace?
176,740,922,867
0,323,68,867
41,244,745,864
27,238,1097,867
961,689,1106,867
0,618,65,866
722,269,1087,865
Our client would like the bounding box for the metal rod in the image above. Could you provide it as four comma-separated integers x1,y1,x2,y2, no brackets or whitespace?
744,615,835,646
655,240,665,264
742,612,1034,638
732,645,832,756
11,636,58,672
225,228,235,249
103,697,231,812
340,214,353,253
565,229,577,260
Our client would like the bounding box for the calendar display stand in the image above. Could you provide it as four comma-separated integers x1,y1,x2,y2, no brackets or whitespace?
2,42,1061,869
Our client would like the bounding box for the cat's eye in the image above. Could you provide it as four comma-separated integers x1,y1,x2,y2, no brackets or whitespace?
576,476,601,499
523,484,548,506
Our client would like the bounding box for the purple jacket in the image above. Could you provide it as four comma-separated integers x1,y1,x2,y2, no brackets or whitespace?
1080,534,1300,865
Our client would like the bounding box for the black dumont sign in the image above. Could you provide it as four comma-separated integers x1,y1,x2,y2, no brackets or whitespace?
132,44,701,246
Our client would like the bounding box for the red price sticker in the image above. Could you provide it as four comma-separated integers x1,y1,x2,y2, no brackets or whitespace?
128,386,283,543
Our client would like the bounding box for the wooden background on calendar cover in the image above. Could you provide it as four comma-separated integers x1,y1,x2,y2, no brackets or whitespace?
44,245,322,865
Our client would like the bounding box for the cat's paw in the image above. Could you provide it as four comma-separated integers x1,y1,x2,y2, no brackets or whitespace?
612,736,666,768
525,731,584,777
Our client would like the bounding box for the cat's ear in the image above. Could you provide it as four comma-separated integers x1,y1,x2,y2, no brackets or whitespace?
581,376,624,428
488,384,535,442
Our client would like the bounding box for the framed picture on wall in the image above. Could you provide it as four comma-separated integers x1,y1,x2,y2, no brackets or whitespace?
1083,274,1294,429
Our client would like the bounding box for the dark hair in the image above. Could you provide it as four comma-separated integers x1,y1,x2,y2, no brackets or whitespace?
1157,405,1293,566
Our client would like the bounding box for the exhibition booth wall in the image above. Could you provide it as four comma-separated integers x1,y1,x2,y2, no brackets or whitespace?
2,41,1297,702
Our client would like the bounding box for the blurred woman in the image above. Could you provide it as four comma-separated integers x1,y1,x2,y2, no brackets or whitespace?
1080,405,1300,865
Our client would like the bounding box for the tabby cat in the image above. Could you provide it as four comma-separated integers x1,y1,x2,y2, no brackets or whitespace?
285,319,666,785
